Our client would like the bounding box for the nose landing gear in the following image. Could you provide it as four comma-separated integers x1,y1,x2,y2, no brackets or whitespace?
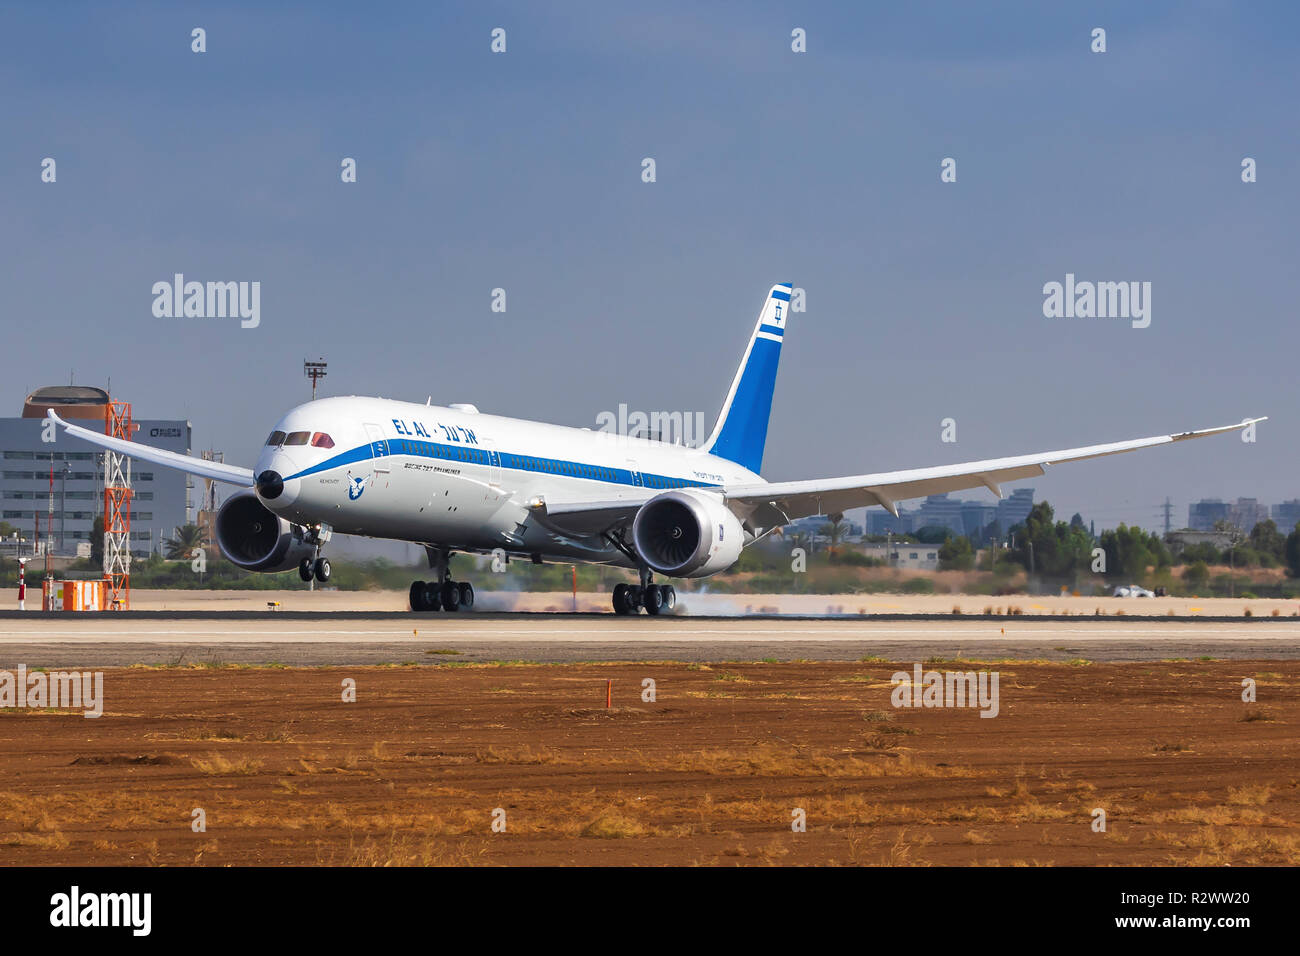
299,526,333,585
299,556,331,583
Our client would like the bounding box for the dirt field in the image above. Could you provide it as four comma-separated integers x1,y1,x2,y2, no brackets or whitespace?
0,659,1296,866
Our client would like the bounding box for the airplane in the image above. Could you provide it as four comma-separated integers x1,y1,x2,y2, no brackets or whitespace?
49,283,1265,616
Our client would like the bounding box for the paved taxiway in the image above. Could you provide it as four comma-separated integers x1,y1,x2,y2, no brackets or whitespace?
0,612,1296,666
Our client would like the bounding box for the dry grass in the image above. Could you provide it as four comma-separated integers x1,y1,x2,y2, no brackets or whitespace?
190,754,264,775
1,830,70,850
582,811,646,839
331,831,489,866
474,745,563,765
1227,784,1274,807
662,744,965,779
1147,826,1300,865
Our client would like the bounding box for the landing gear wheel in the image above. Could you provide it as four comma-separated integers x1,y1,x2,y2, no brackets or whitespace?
612,583,631,615
409,580,427,612
423,581,442,612
313,557,331,583
662,585,676,610
299,559,314,583
644,585,664,615
458,582,474,609
441,581,461,611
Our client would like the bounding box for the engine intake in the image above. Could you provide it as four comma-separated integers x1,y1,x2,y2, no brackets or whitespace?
632,490,744,577
216,489,315,572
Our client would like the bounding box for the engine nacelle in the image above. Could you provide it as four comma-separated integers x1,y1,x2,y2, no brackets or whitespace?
631,490,744,578
215,489,315,572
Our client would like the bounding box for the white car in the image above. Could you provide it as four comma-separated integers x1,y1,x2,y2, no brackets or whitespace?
1113,584,1155,598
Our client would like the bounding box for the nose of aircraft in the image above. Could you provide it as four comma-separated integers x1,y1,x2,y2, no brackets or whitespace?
255,470,284,499
254,451,302,508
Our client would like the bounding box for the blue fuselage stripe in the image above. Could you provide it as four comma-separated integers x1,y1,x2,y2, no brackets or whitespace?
285,440,722,491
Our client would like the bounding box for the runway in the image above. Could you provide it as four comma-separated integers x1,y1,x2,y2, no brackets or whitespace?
0,612,1296,666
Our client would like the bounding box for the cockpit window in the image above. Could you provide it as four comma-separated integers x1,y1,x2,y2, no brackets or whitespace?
311,432,335,449
284,431,311,446
266,431,287,446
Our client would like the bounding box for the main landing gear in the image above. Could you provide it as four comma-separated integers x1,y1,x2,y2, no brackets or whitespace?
612,566,676,616
409,546,475,613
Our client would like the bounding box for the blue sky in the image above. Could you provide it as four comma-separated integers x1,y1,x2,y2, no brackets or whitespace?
2,1,1296,542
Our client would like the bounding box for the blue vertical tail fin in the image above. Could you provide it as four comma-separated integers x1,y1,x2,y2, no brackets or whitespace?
700,283,791,474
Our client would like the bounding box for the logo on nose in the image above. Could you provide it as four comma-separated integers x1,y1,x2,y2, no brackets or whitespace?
347,471,368,500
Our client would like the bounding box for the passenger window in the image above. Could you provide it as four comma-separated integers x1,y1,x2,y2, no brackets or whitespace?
311,432,335,448
266,431,287,446
284,431,310,446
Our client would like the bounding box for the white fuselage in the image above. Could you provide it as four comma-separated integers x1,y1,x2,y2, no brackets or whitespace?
254,396,762,568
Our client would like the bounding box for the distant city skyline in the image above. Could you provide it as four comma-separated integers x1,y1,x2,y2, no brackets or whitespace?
793,490,1300,544
1188,497,1300,534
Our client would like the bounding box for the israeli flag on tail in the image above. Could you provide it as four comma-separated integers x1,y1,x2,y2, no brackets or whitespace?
700,283,793,475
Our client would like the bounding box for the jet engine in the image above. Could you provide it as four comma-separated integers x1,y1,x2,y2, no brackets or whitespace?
631,489,744,577
215,489,316,572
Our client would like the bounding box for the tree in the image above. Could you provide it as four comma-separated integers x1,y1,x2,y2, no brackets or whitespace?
937,535,975,571
1179,541,1221,565
1183,560,1209,590
914,525,951,544
165,524,207,560
1007,502,1093,579
1249,520,1286,564
1223,542,1263,568
1097,523,1170,582
822,515,850,556
1285,523,1300,578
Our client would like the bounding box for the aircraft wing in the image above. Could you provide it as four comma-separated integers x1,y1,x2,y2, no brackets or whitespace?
48,409,256,486
724,418,1267,528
